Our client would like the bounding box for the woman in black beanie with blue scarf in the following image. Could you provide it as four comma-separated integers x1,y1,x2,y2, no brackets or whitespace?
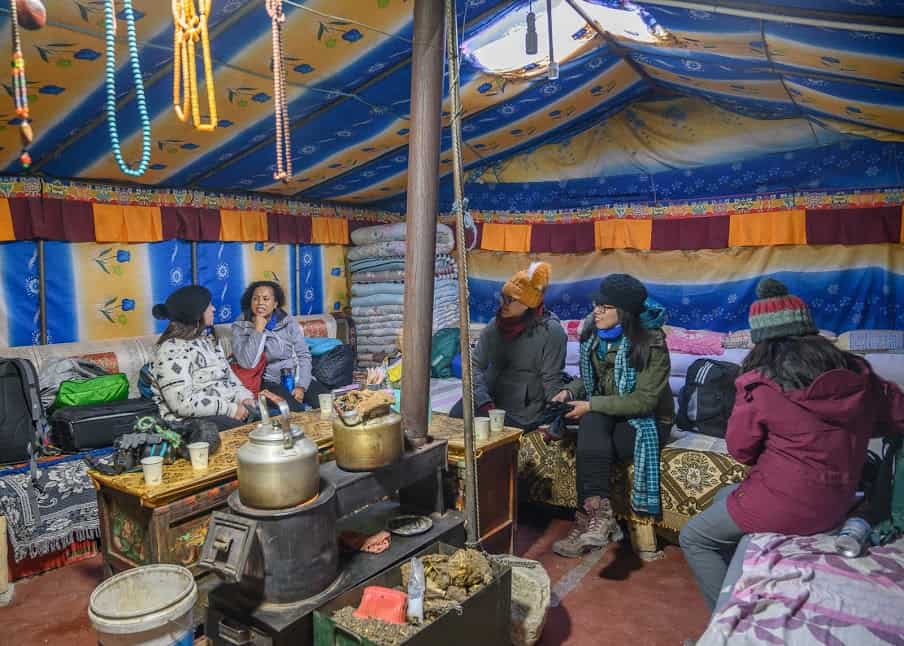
551,273,674,558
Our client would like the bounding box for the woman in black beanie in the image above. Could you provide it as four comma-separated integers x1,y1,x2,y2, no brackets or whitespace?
150,285,256,431
551,273,674,558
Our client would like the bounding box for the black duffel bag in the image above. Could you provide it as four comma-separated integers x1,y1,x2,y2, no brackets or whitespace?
311,344,355,391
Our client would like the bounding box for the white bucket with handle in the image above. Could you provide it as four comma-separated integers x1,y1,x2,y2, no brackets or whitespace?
89,564,197,646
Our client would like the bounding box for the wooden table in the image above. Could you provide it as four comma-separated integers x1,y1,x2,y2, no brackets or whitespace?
427,414,523,553
88,414,335,577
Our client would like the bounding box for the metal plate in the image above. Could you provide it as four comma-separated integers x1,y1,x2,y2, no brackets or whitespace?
387,514,433,536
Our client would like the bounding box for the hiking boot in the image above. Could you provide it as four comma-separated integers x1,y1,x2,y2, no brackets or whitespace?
552,511,589,558
579,496,623,549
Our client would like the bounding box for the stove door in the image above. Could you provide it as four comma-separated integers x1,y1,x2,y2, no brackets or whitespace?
198,511,258,583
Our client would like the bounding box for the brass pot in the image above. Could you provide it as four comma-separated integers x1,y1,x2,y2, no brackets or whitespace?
331,411,403,472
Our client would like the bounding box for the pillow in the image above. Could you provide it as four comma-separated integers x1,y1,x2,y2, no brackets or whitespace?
560,319,583,343
723,328,837,350
722,330,753,350
836,330,904,353
664,326,726,356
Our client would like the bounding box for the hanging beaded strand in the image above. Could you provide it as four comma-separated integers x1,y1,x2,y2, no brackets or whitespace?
172,0,218,131
104,0,152,177
9,0,33,169
266,0,292,182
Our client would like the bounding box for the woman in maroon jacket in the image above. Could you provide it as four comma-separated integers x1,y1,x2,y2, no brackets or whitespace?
680,278,904,610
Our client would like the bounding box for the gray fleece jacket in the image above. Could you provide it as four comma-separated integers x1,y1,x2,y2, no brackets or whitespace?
473,311,567,428
230,309,313,389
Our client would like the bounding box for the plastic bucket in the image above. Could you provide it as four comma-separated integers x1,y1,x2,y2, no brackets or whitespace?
89,564,197,646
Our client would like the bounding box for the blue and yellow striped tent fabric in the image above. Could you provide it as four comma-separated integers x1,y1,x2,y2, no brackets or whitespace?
0,0,901,212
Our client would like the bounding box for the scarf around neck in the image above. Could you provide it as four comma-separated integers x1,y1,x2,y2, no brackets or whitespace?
496,303,544,342
578,298,664,516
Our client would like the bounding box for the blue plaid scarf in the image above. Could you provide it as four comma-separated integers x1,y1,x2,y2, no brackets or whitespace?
579,311,663,516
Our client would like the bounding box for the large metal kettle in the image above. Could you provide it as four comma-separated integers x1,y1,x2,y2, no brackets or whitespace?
236,396,319,509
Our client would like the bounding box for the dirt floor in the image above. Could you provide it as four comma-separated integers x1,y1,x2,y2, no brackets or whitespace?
0,506,711,645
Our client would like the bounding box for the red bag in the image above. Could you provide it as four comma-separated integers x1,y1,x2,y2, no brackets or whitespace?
230,353,267,397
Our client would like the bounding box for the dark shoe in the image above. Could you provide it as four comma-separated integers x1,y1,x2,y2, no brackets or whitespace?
552,511,589,558
579,497,623,549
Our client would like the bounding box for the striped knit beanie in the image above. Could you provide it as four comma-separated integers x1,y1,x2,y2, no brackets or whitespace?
749,278,817,343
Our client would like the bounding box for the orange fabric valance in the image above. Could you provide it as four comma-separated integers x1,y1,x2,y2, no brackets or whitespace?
92,204,163,242
480,223,533,252
594,218,652,250
310,217,349,245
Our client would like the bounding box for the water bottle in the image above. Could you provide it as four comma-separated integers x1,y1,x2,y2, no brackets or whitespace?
280,368,295,394
835,517,870,558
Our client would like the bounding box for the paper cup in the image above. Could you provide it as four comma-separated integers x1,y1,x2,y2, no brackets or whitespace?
319,393,334,419
489,409,506,433
141,456,164,486
474,417,490,442
187,442,209,471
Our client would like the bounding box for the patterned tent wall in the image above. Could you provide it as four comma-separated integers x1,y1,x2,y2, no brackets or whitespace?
42,240,191,344
0,241,40,346
196,242,297,327
468,245,904,334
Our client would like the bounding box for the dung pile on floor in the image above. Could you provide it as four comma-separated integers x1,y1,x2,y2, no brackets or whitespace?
331,549,494,646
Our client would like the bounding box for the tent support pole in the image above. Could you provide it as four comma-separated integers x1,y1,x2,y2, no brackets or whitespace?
445,0,480,547
401,0,443,448
38,240,46,344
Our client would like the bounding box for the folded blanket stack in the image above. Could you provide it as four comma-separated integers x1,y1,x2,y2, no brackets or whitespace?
350,223,461,367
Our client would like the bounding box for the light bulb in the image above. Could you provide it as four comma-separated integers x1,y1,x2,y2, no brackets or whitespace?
525,11,538,55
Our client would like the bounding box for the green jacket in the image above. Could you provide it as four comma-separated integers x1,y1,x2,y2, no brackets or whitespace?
565,327,674,427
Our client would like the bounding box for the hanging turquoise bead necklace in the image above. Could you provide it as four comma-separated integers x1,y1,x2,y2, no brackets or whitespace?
103,0,152,176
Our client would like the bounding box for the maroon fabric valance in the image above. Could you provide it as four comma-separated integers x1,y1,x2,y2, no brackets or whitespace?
161,207,221,241
651,215,730,251
531,222,596,253
805,206,902,245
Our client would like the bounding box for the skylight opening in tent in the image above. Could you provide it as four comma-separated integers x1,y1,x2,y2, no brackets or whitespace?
462,0,670,79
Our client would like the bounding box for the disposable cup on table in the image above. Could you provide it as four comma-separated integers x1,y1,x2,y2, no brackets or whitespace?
474,417,490,442
187,442,209,470
141,456,164,486
489,409,506,434
319,393,334,419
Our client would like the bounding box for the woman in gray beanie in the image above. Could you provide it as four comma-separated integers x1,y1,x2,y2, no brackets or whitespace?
150,285,256,431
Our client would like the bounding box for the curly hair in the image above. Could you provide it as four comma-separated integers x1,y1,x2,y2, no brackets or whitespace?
240,280,286,314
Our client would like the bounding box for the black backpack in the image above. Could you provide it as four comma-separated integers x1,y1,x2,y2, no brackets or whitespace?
677,359,741,438
0,357,51,465
312,344,355,390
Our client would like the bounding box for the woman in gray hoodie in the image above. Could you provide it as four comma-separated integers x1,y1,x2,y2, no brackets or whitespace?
231,281,330,411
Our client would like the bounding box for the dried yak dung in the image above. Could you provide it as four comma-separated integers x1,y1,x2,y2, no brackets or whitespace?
336,389,395,421
401,549,493,608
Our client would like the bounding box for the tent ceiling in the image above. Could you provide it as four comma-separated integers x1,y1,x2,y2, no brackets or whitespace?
1,0,902,210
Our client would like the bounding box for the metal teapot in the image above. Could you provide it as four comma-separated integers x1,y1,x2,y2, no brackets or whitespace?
236,396,319,509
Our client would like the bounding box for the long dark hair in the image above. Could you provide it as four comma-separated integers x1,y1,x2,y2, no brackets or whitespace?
157,320,216,346
240,280,286,316
580,308,654,371
741,334,863,391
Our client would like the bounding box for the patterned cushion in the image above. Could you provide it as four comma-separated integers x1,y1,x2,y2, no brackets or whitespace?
836,329,904,353
664,325,726,356
518,431,748,533
75,351,119,375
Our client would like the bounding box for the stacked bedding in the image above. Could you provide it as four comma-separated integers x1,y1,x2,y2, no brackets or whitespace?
349,222,461,367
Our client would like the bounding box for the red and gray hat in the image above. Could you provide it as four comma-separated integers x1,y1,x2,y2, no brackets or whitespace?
749,278,817,343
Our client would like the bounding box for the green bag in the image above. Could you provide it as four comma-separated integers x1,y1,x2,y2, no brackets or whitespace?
53,373,130,409
430,328,460,378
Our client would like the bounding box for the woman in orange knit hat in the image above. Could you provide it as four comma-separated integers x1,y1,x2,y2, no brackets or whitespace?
450,261,567,429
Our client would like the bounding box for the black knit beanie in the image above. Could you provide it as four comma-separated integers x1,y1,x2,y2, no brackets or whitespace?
152,285,212,325
593,274,647,315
